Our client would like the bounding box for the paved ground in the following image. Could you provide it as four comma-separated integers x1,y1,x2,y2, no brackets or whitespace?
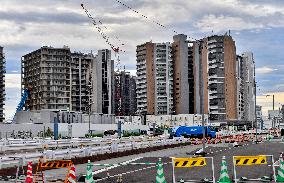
43,140,284,182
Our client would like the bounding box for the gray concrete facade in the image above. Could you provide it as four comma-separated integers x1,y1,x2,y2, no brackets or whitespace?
90,49,114,114
0,46,5,123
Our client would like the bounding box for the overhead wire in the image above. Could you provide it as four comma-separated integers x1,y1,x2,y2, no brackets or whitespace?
81,3,124,115
115,0,200,42
81,4,125,53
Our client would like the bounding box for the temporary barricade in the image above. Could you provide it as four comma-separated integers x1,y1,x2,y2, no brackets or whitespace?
171,157,215,183
34,158,73,183
233,155,276,182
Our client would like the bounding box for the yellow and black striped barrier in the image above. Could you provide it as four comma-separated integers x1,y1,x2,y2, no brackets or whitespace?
40,160,73,169
234,155,267,166
173,157,206,168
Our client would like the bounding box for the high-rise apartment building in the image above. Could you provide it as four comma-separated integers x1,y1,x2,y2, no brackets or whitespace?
129,75,137,115
22,46,71,110
236,55,245,120
238,52,256,124
0,47,5,122
114,70,137,116
193,35,238,121
70,52,94,112
136,42,174,115
172,34,193,114
89,49,114,114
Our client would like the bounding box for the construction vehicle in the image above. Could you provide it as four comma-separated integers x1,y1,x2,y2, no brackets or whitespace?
170,126,216,138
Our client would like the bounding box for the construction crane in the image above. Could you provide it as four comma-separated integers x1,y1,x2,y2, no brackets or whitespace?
12,86,31,122
81,4,124,115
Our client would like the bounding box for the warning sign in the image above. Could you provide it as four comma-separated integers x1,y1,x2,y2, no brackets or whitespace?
234,156,267,166
40,160,73,169
173,157,206,168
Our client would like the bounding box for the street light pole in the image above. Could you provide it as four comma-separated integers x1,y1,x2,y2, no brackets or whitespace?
88,102,94,135
88,106,91,135
273,95,275,111
254,81,258,144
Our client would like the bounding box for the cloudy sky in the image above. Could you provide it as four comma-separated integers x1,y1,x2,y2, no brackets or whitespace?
1,0,284,119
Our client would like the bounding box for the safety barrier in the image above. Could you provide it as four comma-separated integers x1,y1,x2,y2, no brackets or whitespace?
233,155,276,182
171,157,215,183
0,133,267,169
0,138,189,169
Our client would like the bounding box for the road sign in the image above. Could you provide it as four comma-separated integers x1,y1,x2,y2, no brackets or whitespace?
173,157,206,168
234,155,267,166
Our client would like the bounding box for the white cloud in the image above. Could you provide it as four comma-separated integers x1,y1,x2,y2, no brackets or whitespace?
255,66,278,74
4,74,21,120
195,15,263,32
5,74,21,88
126,69,137,76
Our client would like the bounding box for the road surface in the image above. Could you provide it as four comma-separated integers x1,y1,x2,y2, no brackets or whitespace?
43,140,284,182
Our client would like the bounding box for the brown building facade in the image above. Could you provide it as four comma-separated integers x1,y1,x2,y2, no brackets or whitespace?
193,35,238,121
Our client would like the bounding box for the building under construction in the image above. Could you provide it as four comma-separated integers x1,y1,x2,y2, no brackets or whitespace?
70,52,94,112
0,47,5,122
21,46,94,112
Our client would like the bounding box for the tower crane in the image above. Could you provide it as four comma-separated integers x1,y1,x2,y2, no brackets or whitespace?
81,4,124,115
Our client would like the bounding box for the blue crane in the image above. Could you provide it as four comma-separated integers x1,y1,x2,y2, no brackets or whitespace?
12,88,30,122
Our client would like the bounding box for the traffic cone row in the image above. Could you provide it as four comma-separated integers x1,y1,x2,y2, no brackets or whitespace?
81,153,284,182
25,162,33,183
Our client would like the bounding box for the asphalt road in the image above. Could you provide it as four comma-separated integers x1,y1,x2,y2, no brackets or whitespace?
44,141,284,183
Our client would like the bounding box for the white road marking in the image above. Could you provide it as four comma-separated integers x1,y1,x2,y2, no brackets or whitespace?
95,162,171,182
92,157,143,175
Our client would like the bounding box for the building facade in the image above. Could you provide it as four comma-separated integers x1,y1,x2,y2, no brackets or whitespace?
70,52,94,112
21,46,97,114
114,70,137,116
129,76,137,115
136,42,174,115
21,46,71,110
172,34,191,114
136,42,151,114
236,55,245,120
240,52,255,124
0,47,5,122
89,49,114,114
256,105,263,129
193,35,238,121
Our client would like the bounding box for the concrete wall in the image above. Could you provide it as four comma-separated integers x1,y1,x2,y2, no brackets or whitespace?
0,123,53,139
15,111,115,124
146,114,209,127
0,123,149,138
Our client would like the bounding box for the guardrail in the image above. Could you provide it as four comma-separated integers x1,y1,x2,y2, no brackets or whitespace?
0,137,187,169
